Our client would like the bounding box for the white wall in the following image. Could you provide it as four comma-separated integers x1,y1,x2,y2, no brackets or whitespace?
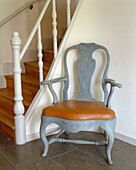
65,0,136,140
0,0,32,22
0,0,79,77
26,0,136,143
0,0,45,76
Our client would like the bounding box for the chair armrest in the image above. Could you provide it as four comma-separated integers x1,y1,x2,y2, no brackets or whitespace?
104,78,122,108
40,77,67,85
104,79,122,88
40,77,67,104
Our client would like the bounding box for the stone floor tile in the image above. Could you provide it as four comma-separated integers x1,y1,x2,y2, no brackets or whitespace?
110,150,136,170
47,142,75,158
69,135,120,163
0,137,75,165
82,131,105,140
0,139,44,165
0,152,16,170
15,156,64,170
114,138,136,156
53,149,112,170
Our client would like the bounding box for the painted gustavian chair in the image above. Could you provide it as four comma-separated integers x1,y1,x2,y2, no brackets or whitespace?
40,43,122,164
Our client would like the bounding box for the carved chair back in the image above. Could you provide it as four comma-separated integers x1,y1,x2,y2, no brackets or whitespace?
63,43,110,104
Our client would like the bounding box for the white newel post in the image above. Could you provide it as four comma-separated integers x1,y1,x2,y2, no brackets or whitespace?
38,24,43,88
66,0,71,27
52,0,57,58
11,32,26,145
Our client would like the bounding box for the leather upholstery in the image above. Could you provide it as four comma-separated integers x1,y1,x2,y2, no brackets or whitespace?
42,101,115,120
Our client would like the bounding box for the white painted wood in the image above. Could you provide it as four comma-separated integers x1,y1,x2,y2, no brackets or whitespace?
38,24,43,88
25,0,83,125
20,0,51,60
11,32,26,145
52,0,57,58
115,132,136,146
66,0,71,27
26,124,61,142
0,0,39,27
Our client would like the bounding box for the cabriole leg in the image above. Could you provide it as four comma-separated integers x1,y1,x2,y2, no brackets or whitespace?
106,129,114,164
105,120,116,165
40,120,49,157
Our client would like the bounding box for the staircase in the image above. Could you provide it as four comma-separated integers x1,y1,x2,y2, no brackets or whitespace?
0,0,80,144
0,50,54,142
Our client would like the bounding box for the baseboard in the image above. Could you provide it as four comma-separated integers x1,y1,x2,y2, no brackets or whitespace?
26,124,61,142
115,132,136,146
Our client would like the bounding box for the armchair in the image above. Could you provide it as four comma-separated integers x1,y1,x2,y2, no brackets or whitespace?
40,43,122,164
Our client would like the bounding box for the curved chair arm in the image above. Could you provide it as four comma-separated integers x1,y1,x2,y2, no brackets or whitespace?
40,77,67,104
104,78,122,108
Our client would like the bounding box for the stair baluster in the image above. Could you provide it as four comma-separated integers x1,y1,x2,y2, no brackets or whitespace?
38,24,43,88
52,0,57,58
66,0,71,27
11,32,26,145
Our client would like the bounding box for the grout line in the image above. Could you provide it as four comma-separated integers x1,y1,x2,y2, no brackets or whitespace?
48,157,66,170
50,148,77,159
0,151,17,169
0,144,16,150
68,143,114,169
112,146,136,158
67,143,93,156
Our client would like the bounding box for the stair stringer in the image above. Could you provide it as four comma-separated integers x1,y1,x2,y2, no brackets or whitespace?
25,0,86,142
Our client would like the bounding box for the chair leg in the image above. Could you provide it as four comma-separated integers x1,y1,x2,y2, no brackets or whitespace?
104,121,116,165
40,122,49,157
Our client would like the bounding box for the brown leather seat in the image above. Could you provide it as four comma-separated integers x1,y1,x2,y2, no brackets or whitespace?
42,101,115,120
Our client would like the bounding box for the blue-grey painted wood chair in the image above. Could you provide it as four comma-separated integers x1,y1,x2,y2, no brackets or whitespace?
40,43,122,164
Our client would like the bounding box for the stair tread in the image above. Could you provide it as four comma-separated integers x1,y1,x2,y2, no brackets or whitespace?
0,100,14,118
24,61,51,71
0,110,14,129
0,88,35,108
5,74,39,88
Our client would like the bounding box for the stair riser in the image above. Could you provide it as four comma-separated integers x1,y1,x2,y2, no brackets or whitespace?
0,112,14,129
6,79,38,95
0,96,28,116
43,52,54,63
25,64,48,78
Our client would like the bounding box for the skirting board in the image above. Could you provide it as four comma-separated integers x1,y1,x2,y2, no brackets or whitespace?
115,132,136,146
26,125,61,142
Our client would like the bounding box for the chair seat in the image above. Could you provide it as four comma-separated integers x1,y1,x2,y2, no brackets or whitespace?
42,101,115,121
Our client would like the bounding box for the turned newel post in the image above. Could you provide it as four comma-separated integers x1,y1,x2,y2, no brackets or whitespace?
11,32,26,145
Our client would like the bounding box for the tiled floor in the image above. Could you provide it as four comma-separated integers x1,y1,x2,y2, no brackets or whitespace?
0,131,136,170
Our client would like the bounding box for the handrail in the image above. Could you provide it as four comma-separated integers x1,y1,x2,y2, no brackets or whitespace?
20,0,51,60
0,0,40,27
